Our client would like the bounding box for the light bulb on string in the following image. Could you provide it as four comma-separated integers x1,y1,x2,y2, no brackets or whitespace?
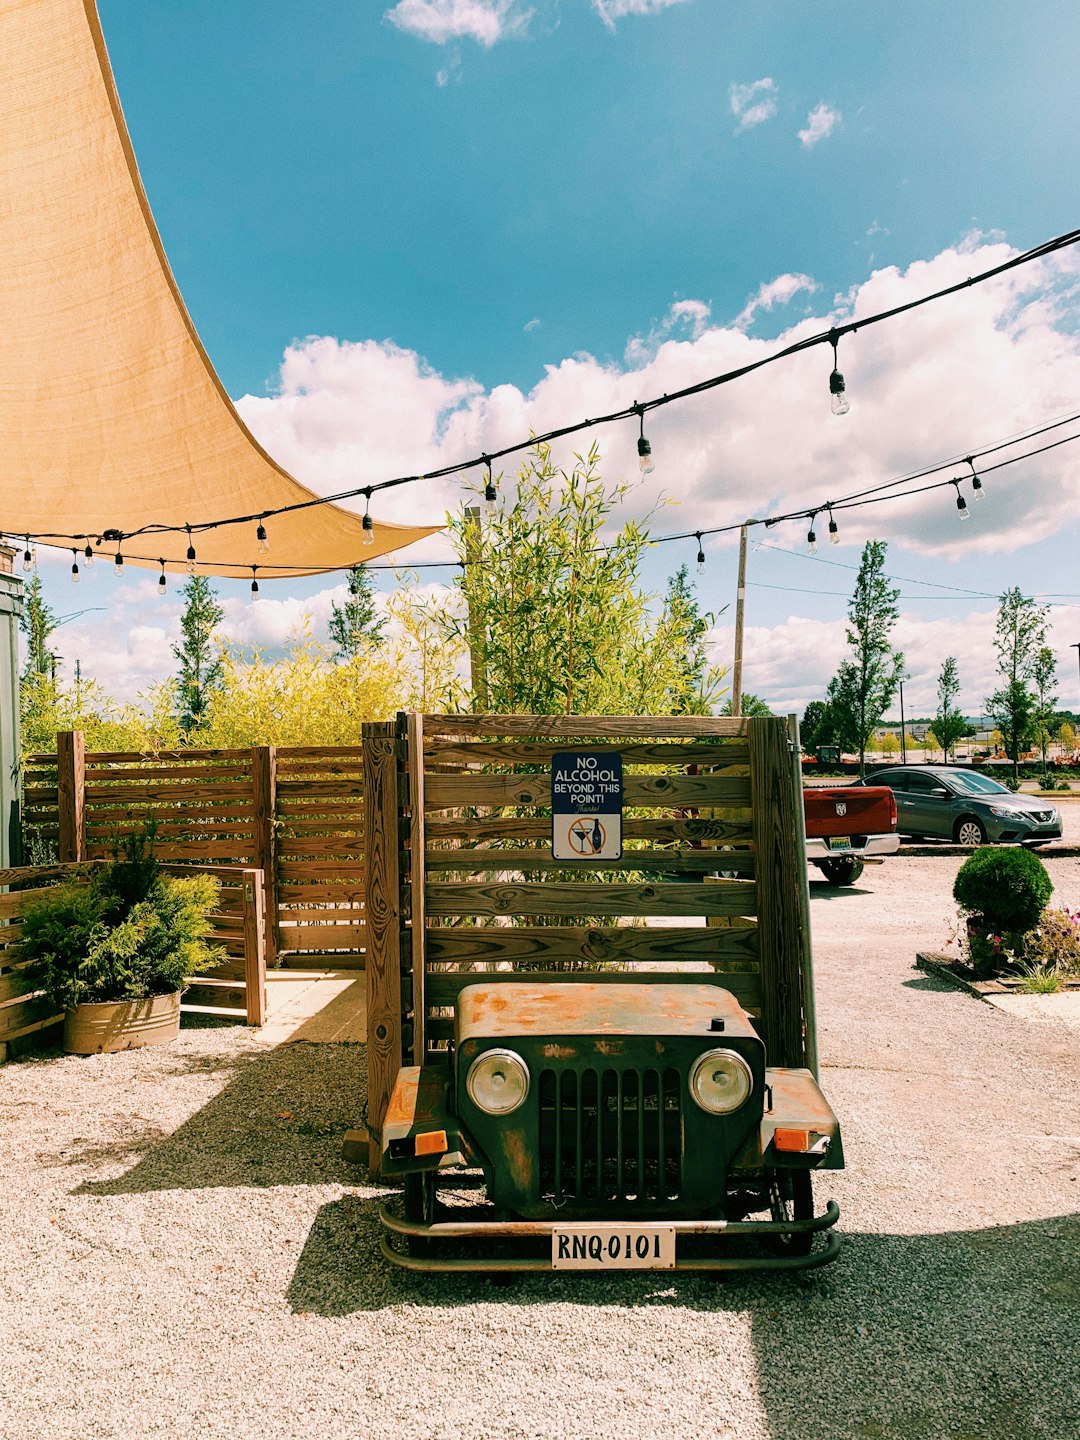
256,521,270,553
966,456,984,500
695,532,705,576
953,480,970,520
828,331,849,415
114,548,124,573
185,526,197,574
22,538,33,573
483,458,497,508
807,517,818,556
83,541,94,568
250,566,259,598
70,550,80,585
636,406,655,474
157,561,167,597
827,508,839,545
362,490,375,546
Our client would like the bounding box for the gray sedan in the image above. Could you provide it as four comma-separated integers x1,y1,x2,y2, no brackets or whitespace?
858,766,1062,846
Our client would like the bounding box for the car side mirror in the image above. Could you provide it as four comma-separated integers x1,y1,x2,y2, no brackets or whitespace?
930,786,948,798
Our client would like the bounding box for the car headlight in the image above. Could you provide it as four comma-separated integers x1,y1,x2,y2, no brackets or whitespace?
688,1049,753,1114
989,806,1016,818
465,1049,530,1115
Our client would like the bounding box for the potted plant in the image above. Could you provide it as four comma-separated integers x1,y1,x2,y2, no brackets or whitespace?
16,824,223,1054
952,846,1053,976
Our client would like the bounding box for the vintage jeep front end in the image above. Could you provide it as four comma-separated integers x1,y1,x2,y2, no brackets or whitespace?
377,980,843,1273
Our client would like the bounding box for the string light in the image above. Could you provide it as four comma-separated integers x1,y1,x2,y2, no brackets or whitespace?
250,566,259,597
695,532,705,575
828,330,849,416
362,489,375,546
256,520,270,552
22,538,33,572
70,550,80,584
114,547,124,572
966,456,984,500
483,457,497,508
952,479,970,520
636,406,655,474
83,541,94,568
185,525,197,574
827,507,839,545
158,561,167,597
806,516,818,555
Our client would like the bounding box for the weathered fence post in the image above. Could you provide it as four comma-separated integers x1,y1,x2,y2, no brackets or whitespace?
242,868,268,1027
362,718,406,1176
748,716,807,1069
251,746,278,969
57,729,86,863
0,544,21,867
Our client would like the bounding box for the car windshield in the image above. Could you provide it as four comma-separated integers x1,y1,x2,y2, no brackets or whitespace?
945,771,1011,797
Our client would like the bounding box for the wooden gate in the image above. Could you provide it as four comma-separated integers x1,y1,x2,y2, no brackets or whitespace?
362,712,812,1173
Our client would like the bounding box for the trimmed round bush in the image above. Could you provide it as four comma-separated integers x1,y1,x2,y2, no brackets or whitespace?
953,846,1053,934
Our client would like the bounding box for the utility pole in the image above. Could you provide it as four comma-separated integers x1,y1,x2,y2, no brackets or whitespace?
899,679,907,762
731,523,750,718
463,505,488,712
1071,643,1080,713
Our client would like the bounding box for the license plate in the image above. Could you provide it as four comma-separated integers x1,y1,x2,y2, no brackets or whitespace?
827,836,851,851
552,1225,676,1270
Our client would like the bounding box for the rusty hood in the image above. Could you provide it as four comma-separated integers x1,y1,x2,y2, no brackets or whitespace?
456,982,759,1045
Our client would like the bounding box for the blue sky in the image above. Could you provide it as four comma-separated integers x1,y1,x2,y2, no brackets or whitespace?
42,0,1080,716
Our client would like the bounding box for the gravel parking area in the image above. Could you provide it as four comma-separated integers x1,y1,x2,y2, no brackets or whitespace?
2,844,1079,1440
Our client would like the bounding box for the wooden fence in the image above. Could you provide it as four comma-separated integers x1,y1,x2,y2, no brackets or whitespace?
21,734,367,971
0,861,267,1044
361,712,811,1173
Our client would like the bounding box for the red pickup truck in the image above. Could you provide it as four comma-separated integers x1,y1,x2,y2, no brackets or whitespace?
803,785,899,884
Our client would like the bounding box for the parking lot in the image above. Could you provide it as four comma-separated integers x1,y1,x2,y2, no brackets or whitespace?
1,837,1078,1440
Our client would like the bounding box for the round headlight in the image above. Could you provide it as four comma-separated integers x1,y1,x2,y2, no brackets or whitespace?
466,1048,530,1116
689,1049,753,1114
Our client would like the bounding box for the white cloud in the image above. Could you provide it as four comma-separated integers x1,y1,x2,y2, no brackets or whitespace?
593,0,691,31
385,0,533,47
734,272,818,330
798,102,841,148
524,317,541,331
624,297,711,365
866,220,890,238
729,78,778,132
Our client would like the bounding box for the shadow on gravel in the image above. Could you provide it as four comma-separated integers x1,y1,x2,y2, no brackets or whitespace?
807,885,874,899
289,1201,1080,1438
902,974,959,992
73,1042,367,1195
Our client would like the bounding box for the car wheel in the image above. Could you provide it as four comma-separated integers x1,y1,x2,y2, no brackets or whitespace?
816,856,865,886
954,816,987,846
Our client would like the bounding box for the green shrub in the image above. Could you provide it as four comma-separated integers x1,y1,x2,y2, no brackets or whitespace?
17,870,223,1012
953,846,1053,934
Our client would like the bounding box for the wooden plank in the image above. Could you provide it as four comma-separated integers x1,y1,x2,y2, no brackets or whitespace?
275,746,366,760
276,780,364,798
278,883,366,904
424,773,751,810
275,836,366,857
426,923,757,967
749,717,806,1069
274,905,364,923
423,847,754,874
84,747,251,763
84,783,256,803
363,720,406,1175
422,714,750,738
0,993,61,1040
407,711,427,1066
0,966,35,1004
242,869,267,1026
424,881,756,918
425,815,754,843
83,764,251,782
252,746,278,970
57,730,87,863
422,739,750,767
278,861,366,881
277,925,366,950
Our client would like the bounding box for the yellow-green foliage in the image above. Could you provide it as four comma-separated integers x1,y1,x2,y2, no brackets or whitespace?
21,672,181,757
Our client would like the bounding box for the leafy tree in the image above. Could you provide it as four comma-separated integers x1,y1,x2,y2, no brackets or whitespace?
663,564,719,715
1056,720,1076,757
328,566,386,659
173,577,224,735
825,540,904,777
721,693,773,717
386,583,469,713
879,730,901,757
800,699,835,752
1032,645,1058,772
985,588,1049,781
933,656,966,762
449,442,725,715
19,574,58,678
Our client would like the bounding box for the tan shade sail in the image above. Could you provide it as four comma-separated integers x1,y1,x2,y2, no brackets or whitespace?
0,0,439,578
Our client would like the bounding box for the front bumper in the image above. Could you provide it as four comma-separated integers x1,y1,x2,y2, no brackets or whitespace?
806,833,900,859
985,811,1062,843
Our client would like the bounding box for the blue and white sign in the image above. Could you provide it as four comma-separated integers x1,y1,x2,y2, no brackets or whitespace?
551,751,623,861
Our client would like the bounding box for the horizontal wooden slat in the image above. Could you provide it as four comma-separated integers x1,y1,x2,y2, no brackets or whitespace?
421,740,751,767
278,883,367,904
84,748,251,763
425,881,755,918
0,994,62,1040
0,965,35,1004
422,847,754,874
276,780,364,798
277,953,366,970
276,905,365,922
84,764,251,782
278,861,366,881
180,1003,248,1018
424,815,754,844
275,837,365,857
277,927,366,951
85,801,257,820
85,784,255,803
425,923,757,967
276,746,367,760
422,714,751,738
424,773,751,810
0,863,99,886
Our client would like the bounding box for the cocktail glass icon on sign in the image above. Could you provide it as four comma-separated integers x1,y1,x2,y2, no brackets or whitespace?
568,817,606,857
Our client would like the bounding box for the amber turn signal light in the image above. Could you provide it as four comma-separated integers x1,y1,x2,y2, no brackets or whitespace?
414,1130,448,1157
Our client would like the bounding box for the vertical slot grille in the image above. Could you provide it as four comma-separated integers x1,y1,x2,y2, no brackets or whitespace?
538,1066,682,1204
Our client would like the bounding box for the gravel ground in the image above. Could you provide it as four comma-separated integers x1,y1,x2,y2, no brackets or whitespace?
2,837,1079,1440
